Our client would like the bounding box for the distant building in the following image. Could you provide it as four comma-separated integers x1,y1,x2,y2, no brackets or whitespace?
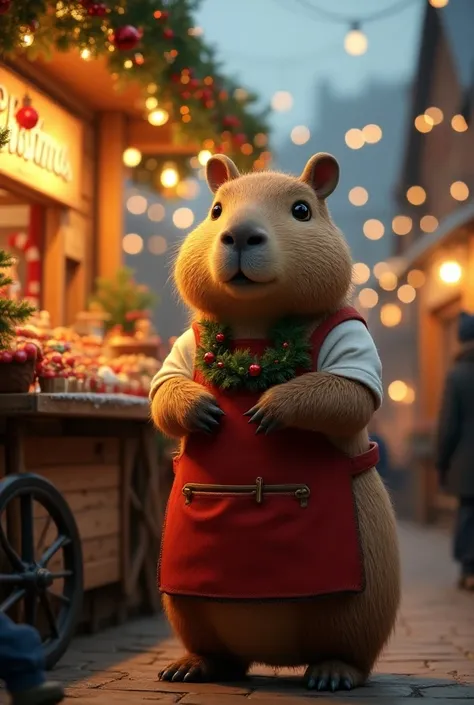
371,0,474,523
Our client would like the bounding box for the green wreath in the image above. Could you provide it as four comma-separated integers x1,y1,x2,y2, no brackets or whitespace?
195,318,313,392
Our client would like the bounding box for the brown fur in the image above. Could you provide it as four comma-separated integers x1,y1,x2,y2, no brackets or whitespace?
152,154,400,688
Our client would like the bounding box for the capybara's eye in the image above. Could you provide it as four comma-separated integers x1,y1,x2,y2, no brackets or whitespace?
291,201,312,221
211,202,223,220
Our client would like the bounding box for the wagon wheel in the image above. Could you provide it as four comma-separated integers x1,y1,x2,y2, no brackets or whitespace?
0,473,83,669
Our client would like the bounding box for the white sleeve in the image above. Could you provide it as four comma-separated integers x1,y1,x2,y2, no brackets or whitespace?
149,328,196,400
316,319,383,409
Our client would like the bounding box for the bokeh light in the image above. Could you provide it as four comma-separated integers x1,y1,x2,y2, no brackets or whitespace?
352,262,371,284
345,128,365,149
392,215,412,235
397,284,417,303
379,271,398,291
148,109,169,126
363,219,385,240
439,260,462,284
172,207,195,229
358,288,378,308
123,148,142,168
344,28,368,56
425,106,443,125
148,235,168,255
126,195,147,215
380,304,402,327
406,186,426,205
271,91,293,112
407,269,426,288
348,186,369,206
362,124,382,144
388,380,408,402
373,262,390,278
420,215,439,232
123,233,143,255
451,114,468,132
290,125,311,145
147,203,165,222
450,181,469,201
176,178,200,200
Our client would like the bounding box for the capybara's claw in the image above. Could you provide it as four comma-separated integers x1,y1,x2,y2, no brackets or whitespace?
188,398,224,434
305,662,362,691
159,656,207,682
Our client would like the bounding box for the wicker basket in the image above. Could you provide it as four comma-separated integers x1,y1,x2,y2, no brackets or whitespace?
0,358,36,393
38,376,68,393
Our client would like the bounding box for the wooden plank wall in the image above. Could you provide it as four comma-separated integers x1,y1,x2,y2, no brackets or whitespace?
21,436,121,591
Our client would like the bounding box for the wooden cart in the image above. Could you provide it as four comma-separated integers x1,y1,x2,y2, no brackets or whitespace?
0,393,166,668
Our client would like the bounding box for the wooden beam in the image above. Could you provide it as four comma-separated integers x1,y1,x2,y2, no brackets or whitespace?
96,112,126,280
127,119,197,155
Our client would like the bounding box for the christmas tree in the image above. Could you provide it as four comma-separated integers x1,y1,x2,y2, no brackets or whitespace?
0,250,36,350
90,266,157,334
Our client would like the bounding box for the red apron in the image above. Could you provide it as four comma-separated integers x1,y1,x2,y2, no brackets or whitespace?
158,306,379,600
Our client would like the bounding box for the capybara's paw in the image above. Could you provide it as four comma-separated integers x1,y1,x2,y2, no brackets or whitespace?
304,661,365,691
158,654,247,683
185,393,224,434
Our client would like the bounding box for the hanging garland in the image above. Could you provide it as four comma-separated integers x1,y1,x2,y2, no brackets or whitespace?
0,0,270,172
195,318,313,392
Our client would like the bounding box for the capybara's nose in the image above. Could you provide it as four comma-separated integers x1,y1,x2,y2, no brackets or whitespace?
220,224,268,251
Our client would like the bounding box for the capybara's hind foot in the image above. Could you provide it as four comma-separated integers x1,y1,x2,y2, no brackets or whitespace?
159,654,248,683
305,661,365,691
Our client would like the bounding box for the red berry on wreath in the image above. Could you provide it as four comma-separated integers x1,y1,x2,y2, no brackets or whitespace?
88,2,107,16
0,351,12,363
215,333,225,343
282,342,289,349
249,364,261,377
163,28,174,40
14,350,27,363
15,96,39,130
0,0,11,15
112,25,141,51
204,352,215,365
217,361,224,369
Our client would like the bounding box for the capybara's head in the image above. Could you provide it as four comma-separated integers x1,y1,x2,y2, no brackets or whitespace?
174,153,352,321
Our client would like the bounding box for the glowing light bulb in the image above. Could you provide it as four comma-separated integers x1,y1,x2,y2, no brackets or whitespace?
388,380,408,402
344,27,368,56
123,148,142,168
148,109,169,126
198,150,212,166
80,48,91,60
160,164,179,188
439,260,462,284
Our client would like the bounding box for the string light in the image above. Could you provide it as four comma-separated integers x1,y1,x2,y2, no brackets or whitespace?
344,24,368,56
439,260,462,284
271,91,293,112
362,124,382,144
126,195,147,215
173,207,195,229
451,114,468,132
345,128,364,149
352,262,371,284
379,271,398,291
145,96,158,110
397,284,416,303
414,114,433,133
380,304,402,327
122,233,144,255
425,106,443,125
148,109,169,126
80,48,91,60
290,125,311,145
160,163,179,188
407,269,426,288
373,262,390,278
406,185,426,205
420,215,438,232
429,0,449,7
358,288,378,308
147,203,165,222
198,149,212,166
123,148,142,167
392,215,412,235
450,181,469,201
363,219,384,240
388,380,408,402
348,187,368,206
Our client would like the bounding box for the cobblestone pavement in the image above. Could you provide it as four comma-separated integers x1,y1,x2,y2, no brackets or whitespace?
3,521,474,704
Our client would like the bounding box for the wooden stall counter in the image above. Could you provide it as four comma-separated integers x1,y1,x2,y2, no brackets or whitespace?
0,392,165,634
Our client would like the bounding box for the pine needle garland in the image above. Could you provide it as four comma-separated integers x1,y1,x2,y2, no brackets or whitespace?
0,250,36,350
195,318,313,392
0,128,9,151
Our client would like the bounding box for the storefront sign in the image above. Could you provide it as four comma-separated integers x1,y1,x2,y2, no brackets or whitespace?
0,67,83,209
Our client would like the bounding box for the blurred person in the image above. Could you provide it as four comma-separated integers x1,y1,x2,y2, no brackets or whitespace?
0,612,64,705
436,311,474,591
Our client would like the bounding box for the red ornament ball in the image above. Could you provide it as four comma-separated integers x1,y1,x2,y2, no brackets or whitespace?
14,350,27,364
88,3,107,16
215,332,225,343
16,104,39,130
163,28,174,40
282,342,289,349
0,0,11,15
23,343,38,360
249,364,262,377
204,352,216,365
112,25,141,51
217,361,225,369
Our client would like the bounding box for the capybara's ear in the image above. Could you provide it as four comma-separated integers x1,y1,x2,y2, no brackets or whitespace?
300,153,340,199
206,154,240,194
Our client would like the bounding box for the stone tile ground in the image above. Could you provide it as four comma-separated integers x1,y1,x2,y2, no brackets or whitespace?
2,522,474,704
